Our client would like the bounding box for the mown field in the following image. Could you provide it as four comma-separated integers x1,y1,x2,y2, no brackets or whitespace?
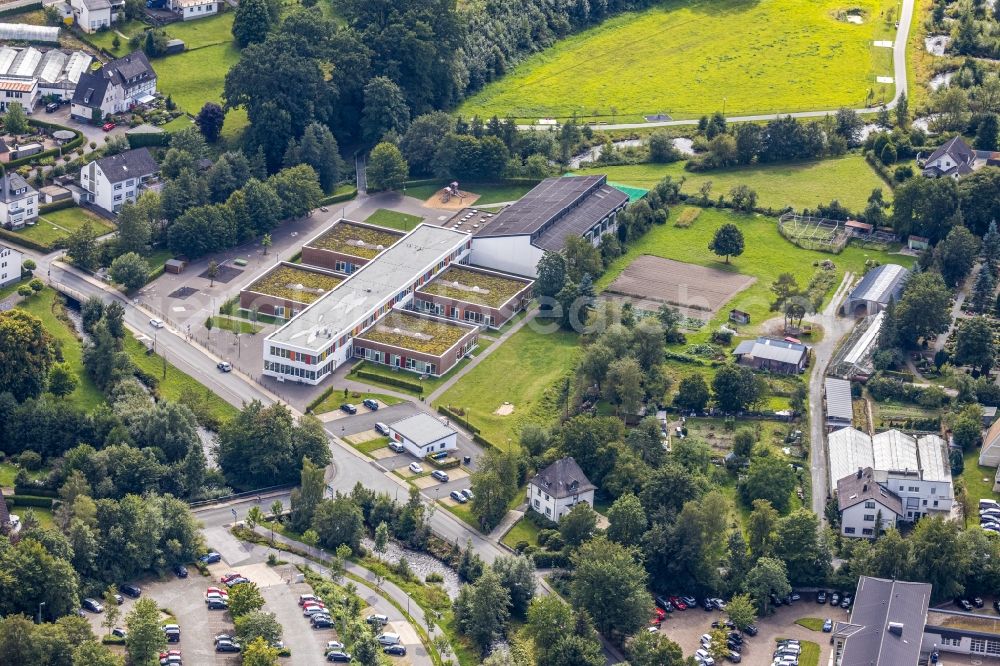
15,207,114,248
574,154,889,212
458,0,897,121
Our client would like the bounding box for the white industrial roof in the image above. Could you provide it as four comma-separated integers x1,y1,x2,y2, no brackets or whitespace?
388,413,455,446
65,51,92,84
37,49,67,84
0,47,92,87
848,264,909,305
844,311,884,365
872,429,919,473
917,435,950,482
828,427,876,488
267,223,469,352
0,47,17,75
825,377,853,423
0,23,59,43
10,47,41,78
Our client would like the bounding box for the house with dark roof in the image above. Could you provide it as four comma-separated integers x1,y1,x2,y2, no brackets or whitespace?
732,336,809,374
920,136,977,179
836,467,903,537
0,171,37,230
468,175,629,277
71,51,156,121
527,457,596,522
843,264,909,316
79,147,158,214
833,576,931,665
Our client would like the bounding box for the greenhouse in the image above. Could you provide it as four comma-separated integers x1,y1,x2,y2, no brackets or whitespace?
0,23,59,43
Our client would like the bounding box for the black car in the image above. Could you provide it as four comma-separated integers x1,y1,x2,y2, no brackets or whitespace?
119,583,142,598
994,599,1000,613
363,398,379,411
45,102,59,113
817,591,827,604
165,630,180,643
974,597,985,608
207,599,228,610
956,597,973,611
769,594,783,607
340,403,357,415
82,598,104,613
654,595,672,611
384,645,406,656
327,651,351,662
727,651,742,664
727,631,743,643
216,641,241,653
173,565,188,578
702,598,714,611
726,639,741,651
743,624,758,636
112,627,127,639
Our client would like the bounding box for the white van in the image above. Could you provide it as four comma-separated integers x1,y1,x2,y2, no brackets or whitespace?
376,633,400,646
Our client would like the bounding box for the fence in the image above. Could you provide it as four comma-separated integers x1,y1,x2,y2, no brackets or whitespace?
777,212,850,253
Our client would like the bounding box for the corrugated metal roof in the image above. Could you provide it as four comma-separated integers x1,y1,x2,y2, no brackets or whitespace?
872,429,919,473
828,427,875,487
732,336,808,365
825,377,853,422
9,47,41,78
0,46,18,75
917,434,950,482
848,264,909,305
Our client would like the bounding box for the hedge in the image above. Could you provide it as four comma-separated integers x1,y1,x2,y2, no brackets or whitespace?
353,369,423,394
307,386,336,413
428,457,461,470
39,198,77,214
532,551,570,568
437,405,479,434
0,2,42,18
5,495,55,508
127,131,171,149
13,483,57,497
472,433,499,450
319,188,358,206
0,226,52,252
5,120,85,170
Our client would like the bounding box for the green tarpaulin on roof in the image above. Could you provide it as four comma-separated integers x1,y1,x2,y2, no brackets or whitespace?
561,173,647,202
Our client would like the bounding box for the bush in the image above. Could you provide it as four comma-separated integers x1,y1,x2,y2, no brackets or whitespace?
17,450,42,470
354,369,423,394
8,495,55,508
536,529,557,548
425,572,444,583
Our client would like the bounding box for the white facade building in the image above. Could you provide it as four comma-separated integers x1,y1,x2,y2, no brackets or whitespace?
79,147,158,214
0,172,37,230
527,457,596,523
69,0,117,33
0,242,22,287
71,51,156,120
0,76,37,113
387,414,457,458
170,0,218,19
837,467,903,538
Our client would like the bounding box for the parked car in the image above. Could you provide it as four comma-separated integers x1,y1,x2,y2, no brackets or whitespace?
217,361,232,372
199,552,221,564
363,399,379,411
680,596,697,607
654,595,673,612
726,651,741,664
823,618,833,632
340,403,357,415
366,614,389,626
220,572,243,583
449,490,467,503
956,597,973,611
103,122,116,132
298,594,320,606
112,627,127,638
743,624,758,636
312,616,333,629
216,640,241,653
325,641,345,651
214,634,234,644
327,651,352,663
82,598,104,613
207,599,228,610
384,645,407,656
974,597,985,608
374,422,390,436
830,592,840,606
377,633,401,646
702,598,714,611
408,462,423,474
173,565,188,578
150,318,165,329
225,577,249,587
710,598,726,610
388,440,405,453
431,470,449,482
668,596,687,610
460,488,474,501
164,629,180,643
817,591,827,604
304,605,329,617
158,650,181,665
994,599,1000,614
119,584,141,598
45,102,59,113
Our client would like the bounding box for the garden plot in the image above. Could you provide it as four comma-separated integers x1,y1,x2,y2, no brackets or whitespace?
604,255,755,318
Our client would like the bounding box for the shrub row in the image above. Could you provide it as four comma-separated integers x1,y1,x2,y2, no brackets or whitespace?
39,198,77,214
472,433,500,450
437,405,479,433
6,121,85,170
14,482,57,497
307,386,336,413
319,188,358,206
428,457,461,470
127,131,171,149
0,226,52,253
353,369,423,394
532,551,571,568
6,494,55,508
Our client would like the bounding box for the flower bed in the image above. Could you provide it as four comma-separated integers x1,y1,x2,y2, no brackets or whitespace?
308,221,403,259
358,311,470,355
420,266,529,308
246,265,342,303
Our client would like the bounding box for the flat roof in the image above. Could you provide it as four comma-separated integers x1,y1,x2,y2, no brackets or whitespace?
417,265,531,308
388,413,455,446
825,377,853,422
304,220,405,260
357,310,473,356
267,224,469,352
245,263,343,305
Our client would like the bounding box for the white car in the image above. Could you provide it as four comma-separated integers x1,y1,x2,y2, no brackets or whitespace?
326,641,345,651
150,318,165,329
408,462,423,474
376,633,400,646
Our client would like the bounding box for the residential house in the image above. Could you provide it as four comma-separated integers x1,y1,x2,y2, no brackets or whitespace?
68,0,120,33
386,413,457,459
527,457,596,522
0,172,37,230
836,467,903,538
169,0,218,20
920,136,976,179
832,576,931,665
842,264,909,316
71,51,156,120
732,336,809,374
0,76,37,113
79,147,158,214
0,242,22,287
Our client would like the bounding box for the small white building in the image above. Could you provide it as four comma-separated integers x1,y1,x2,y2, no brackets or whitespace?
68,0,117,33
0,172,37,230
837,467,903,538
527,457,596,523
387,413,457,458
79,147,158,214
0,242,23,287
0,77,37,113
169,0,218,19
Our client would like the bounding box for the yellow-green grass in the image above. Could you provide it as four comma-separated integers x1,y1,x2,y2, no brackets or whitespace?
15,207,114,248
795,617,827,631
501,516,542,549
779,639,820,666
961,448,1000,510
595,208,912,343
358,311,471,356
420,265,530,308
246,264,343,304
347,353,480,397
165,12,234,49
404,180,537,205
363,209,424,232
206,315,261,334
13,505,55,530
308,221,404,259
0,462,47,488
458,0,897,122
17,287,105,411
88,20,149,55
435,324,579,447
124,333,238,424
313,389,405,414
574,154,889,212
154,42,240,116
344,435,392,456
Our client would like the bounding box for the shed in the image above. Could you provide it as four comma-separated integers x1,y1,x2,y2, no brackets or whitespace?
388,413,457,458
845,219,873,236
984,405,998,427
825,377,853,430
164,258,187,274
39,185,71,203
843,264,910,316
165,39,185,55
907,235,930,251
729,309,750,325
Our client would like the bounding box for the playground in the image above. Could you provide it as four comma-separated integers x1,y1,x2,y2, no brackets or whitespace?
422,181,481,210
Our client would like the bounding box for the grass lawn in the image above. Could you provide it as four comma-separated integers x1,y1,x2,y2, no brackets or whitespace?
0,462,47,488
89,19,149,55
405,180,537,205
17,288,105,411
595,208,912,343
206,315,261,334
313,389,405,413
443,501,478,529
435,324,579,448
348,355,477,397
363,209,424,232
501,517,542,549
154,42,240,116
16,207,114,249
345,435,391,456
165,12,234,49
457,0,897,121
16,506,55,530
574,154,889,212
795,617,826,631
792,639,820,666
961,448,1000,509
124,333,238,425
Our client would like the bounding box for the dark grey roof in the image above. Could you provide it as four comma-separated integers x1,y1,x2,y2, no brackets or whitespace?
104,51,155,88
838,576,931,666
475,176,628,252
732,337,808,365
530,457,596,499
926,135,975,167
71,70,109,108
94,148,158,183
0,172,34,203
848,264,909,306
825,377,853,424
836,467,903,514
0,490,9,528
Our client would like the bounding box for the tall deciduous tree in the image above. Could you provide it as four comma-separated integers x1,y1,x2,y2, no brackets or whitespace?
311,496,363,552
124,598,165,664
535,251,566,300
3,102,28,134
232,0,271,47
571,537,651,640
109,252,150,291
743,556,791,614
895,271,952,346
290,457,325,532
196,102,226,143
453,568,511,653
955,316,997,373
361,76,410,144
115,201,151,255
674,374,710,412
0,309,53,401
708,223,745,263
741,455,796,513
607,493,648,547
366,142,408,191
936,225,980,287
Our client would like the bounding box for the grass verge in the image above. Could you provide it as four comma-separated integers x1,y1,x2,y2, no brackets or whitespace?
314,389,405,414
15,207,114,248
363,209,424,232
500,517,542,549
795,617,826,631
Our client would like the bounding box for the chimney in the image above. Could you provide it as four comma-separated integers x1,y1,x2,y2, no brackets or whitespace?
887,622,904,636
857,467,863,479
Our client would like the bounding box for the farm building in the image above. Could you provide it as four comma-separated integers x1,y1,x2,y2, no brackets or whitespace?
732,336,809,374
468,175,629,277
527,457,596,523
842,264,909,316
828,310,884,380
300,219,405,274
387,413,457,458
353,310,478,377
413,264,533,329
263,223,471,385
239,262,346,319
825,377,853,430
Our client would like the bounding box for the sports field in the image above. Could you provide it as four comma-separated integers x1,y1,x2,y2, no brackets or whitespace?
458,0,897,121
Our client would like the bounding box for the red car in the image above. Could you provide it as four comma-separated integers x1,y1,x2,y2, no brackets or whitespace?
102,122,116,132
650,608,666,625
669,596,687,610
220,572,242,583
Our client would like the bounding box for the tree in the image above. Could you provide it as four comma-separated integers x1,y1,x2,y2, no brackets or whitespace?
109,252,149,291
366,142,408,192
48,362,78,399
895,272,953,346
491,555,536,617
712,364,760,413
571,537,651,639
535,251,567,301
374,521,389,561
708,223,744,263
936,225,980,287
124,598,164,665
977,114,1000,150
896,90,909,128
627,629,686,666
115,202,151,255
101,587,121,638
241,636,280,666
232,0,271,47
648,130,681,163
0,309,53,401
674,374,710,412
560,502,598,547
743,556,791,614
235,610,282,647
604,357,644,416
953,404,984,452
290,457,325,532
971,264,996,313
864,188,889,228
284,122,341,192
985,220,1000,269
526,596,573,664
401,112,456,176
4,102,27,135
775,509,828,585
834,107,864,145
470,449,520,531
453,568,511,654
748,498,779,558
563,235,603,283
955,316,997,373
361,76,410,144
207,260,219,288
66,221,99,271
909,516,970,600
73,641,124,666
741,454,796,512
606,493,647,547
196,102,226,143
311,496,364,552
725,593,757,631
228,581,265,617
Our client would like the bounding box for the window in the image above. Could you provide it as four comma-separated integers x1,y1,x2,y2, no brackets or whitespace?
844,527,856,534
113,194,122,201
114,183,122,191
941,637,961,647
863,514,875,522
972,639,986,654
861,528,873,536
933,500,939,507
533,499,539,508
864,501,875,509
545,507,551,517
